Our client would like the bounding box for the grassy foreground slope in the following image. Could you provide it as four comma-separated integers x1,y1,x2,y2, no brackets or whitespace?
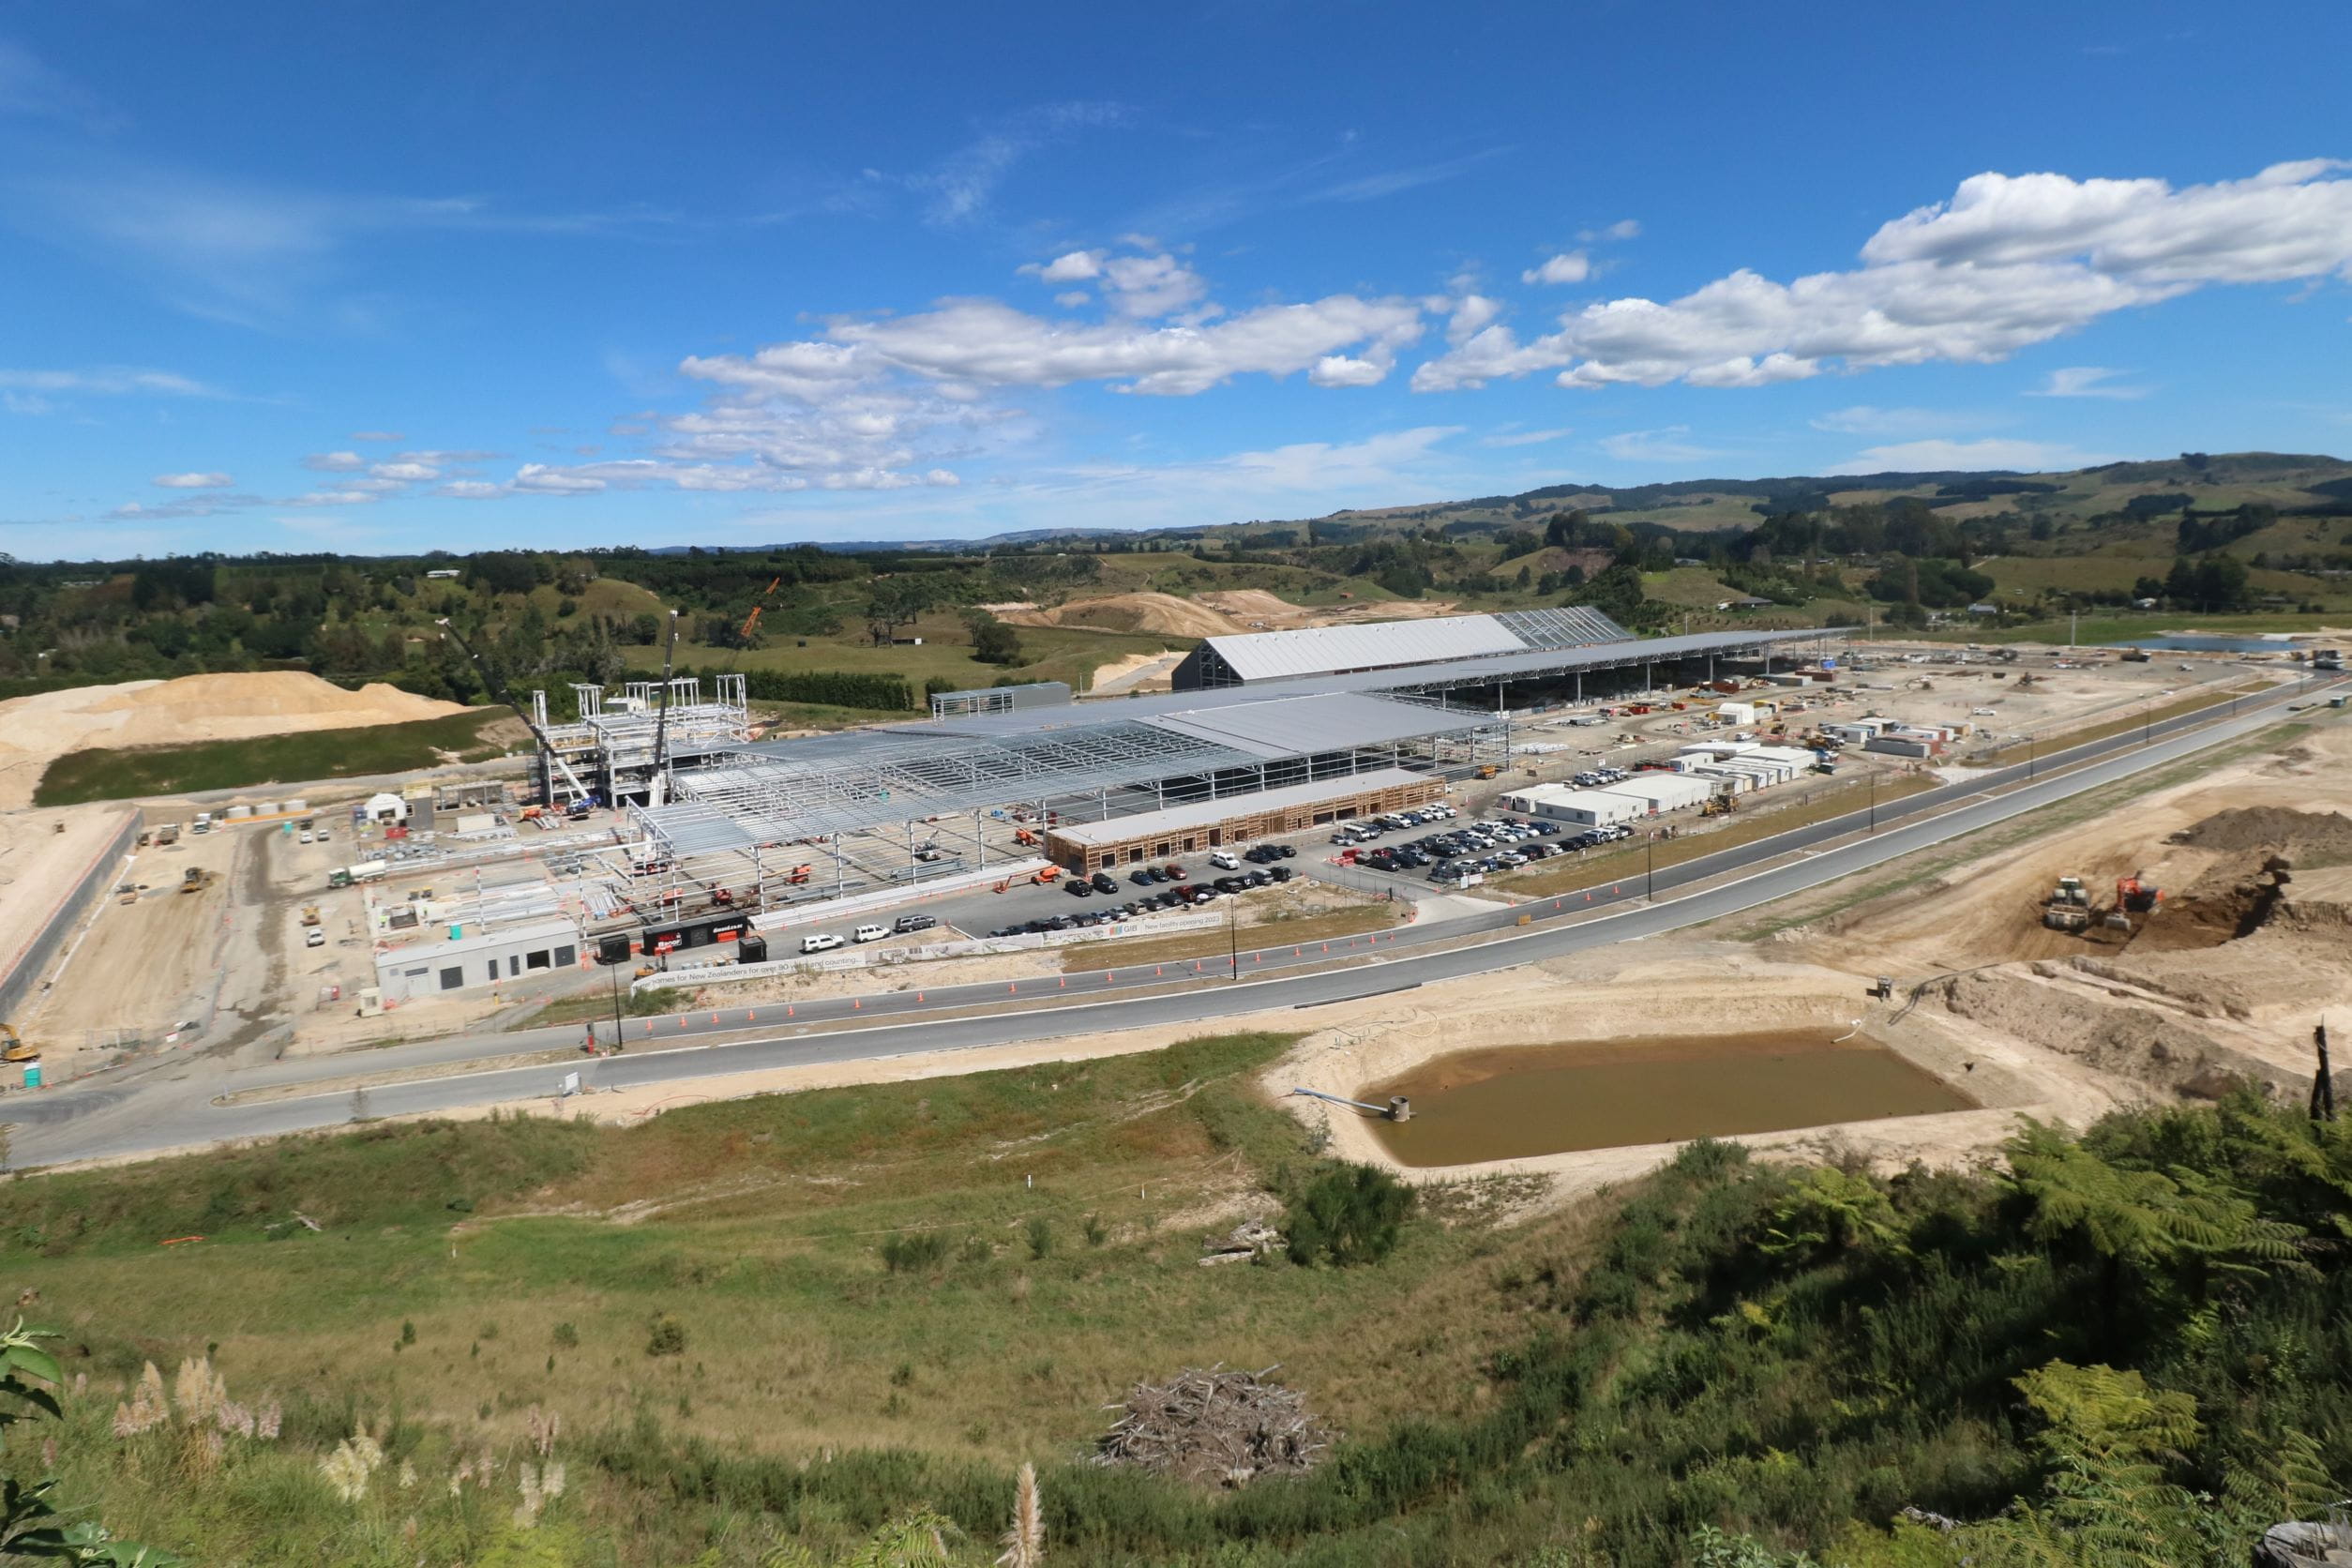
32,707,515,806
0,1034,2345,1566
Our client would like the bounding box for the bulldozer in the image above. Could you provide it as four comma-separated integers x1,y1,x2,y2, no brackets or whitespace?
2042,875,2092,932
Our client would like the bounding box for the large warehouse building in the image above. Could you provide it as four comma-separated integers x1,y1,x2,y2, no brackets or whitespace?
544,609,1841,947
1171,607,1633,689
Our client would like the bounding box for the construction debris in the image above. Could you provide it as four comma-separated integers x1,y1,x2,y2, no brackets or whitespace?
1094,1364,1333,1487
1197,1217,1284,1266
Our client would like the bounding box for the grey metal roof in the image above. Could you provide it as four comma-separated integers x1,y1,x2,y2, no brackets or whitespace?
1491,607,1631,648
1141,693,1473,758
1047,767,1432,849
1202,614,1526,681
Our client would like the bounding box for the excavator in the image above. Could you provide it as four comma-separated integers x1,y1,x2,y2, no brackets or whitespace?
0,1024,36,1064
2042,875,2092,932
2104,870,2164,931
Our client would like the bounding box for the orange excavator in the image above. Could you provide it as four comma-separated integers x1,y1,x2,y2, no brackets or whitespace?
2116,871,2163,914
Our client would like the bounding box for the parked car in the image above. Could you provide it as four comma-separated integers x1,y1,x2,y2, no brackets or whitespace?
1131,867,1159,884
1091,870,1120,894
801,932,844,954
1163,864,1187,880
852,924,888,943
305,927,327,947
1065,879,1093,897
892,913,937,934
1270,866,1294,882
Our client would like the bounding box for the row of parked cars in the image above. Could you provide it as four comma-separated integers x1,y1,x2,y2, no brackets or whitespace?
1569,766,1634,789
1328,803,1459,848
989,864,1295,937
799,912,938,954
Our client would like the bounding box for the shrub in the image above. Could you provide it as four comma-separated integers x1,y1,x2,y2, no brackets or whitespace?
551,1321,579,1349
882,1230,949,1274
645,1315,687,1357
1025,1217,1054,1259
1282,1163,1414,1268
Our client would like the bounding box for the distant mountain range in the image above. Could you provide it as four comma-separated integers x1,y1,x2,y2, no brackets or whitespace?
649,451,2352,554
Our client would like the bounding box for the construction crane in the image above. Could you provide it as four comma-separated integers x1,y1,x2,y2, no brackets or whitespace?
736,577,780,647
648,609,680,808
434,618,596,807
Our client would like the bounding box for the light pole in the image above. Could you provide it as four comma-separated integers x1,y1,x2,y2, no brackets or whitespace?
1867,771,1877,833
1645,836,1655,901
1228,901,1239,982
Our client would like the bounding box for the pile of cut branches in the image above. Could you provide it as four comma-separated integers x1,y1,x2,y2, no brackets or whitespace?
1093,1364,1333,1488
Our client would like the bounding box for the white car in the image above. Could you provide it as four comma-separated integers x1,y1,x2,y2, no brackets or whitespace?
1971,707,1998,716
304,927,326,948
800,932,845,954
1208,851,1240,870
298,831,313,844
852,924,888,943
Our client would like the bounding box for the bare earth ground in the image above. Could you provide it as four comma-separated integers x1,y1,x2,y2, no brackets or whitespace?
0,672,465,809
1002,587,1465,641
0,805,140,1017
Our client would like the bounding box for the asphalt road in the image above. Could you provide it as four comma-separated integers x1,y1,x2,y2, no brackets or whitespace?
7,675,2336,1166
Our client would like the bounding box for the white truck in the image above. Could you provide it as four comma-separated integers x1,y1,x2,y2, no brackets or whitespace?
327,859,388,888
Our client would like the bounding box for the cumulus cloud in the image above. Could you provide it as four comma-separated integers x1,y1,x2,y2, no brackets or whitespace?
1521,251,1591,285
303,451,367,472
152,471,232,489
1030,249,1103,282
2028,365,2148,398
1824,437,2120,475
369,460,440,481
1415,159,2352,393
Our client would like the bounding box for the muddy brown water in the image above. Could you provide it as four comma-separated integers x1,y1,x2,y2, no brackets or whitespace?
1361,1031,1976,1168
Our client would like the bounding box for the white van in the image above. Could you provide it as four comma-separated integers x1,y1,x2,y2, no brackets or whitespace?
800,932,845,954
1208,851,1240,871
852,924,888,943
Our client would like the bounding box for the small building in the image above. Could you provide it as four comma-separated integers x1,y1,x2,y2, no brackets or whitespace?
1595,773,1715,814
1525,789,1653,829
1044,767,1442,872
361,791,409,823
1863,734,1935,760
373,915,582,1003
424,568,462,580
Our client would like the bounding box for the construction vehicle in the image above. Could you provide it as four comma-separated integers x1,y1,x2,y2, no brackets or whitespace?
179,867,204,894
1475,763,1500,780
1701,795,1736,817
116,882,139,906
300,904,323,927
1034,865,1062,884
155,823,179,847
1,1025,35,1063
2116,871,2163,914
2042,875,2092,932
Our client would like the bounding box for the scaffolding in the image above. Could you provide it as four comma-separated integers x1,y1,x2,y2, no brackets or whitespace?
533,675,751,807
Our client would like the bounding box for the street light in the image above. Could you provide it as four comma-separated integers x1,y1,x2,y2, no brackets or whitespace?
1645,836,1655,900
1867,771,1877,833
1228,900,1240,982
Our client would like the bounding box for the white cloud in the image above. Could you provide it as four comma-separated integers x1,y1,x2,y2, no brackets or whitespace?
1482,427,1572,447
1521,251,1591,286
369,460,440,481
1598,427,1726,463
1445,294,1501,346
1415,159,2352,393
1031,249,1103,282
1581,219,1641,242
152,471,233,489
1823,437,2120,475
1098,252,1207,318
2028,365,2148,399
510,463,607,494
1307,353,1391,388
0,366,223,398
303,450,367,472
281,489,379,507
1053,290,1090,308
437,480,503,499
1810,405,2001,437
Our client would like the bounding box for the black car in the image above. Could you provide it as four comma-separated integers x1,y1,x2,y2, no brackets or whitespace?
1270,866,1294,882
1276,844,1297,859
1091,871,1120,895
1065,879,1093,897
1244,869,1271,887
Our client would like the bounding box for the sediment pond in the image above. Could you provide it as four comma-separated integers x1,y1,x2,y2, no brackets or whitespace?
1363,1030,1975,1167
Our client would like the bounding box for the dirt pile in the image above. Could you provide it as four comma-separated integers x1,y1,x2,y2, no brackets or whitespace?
2170,807,2352,864
1194,589,1462,629
1935,972,2283,1099
0,673,466,809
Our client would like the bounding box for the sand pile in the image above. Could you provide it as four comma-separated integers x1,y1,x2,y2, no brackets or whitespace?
0,673,467,809
998,593,1245,638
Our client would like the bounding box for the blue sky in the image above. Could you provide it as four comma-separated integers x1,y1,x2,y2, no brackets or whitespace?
4,1,2349,560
